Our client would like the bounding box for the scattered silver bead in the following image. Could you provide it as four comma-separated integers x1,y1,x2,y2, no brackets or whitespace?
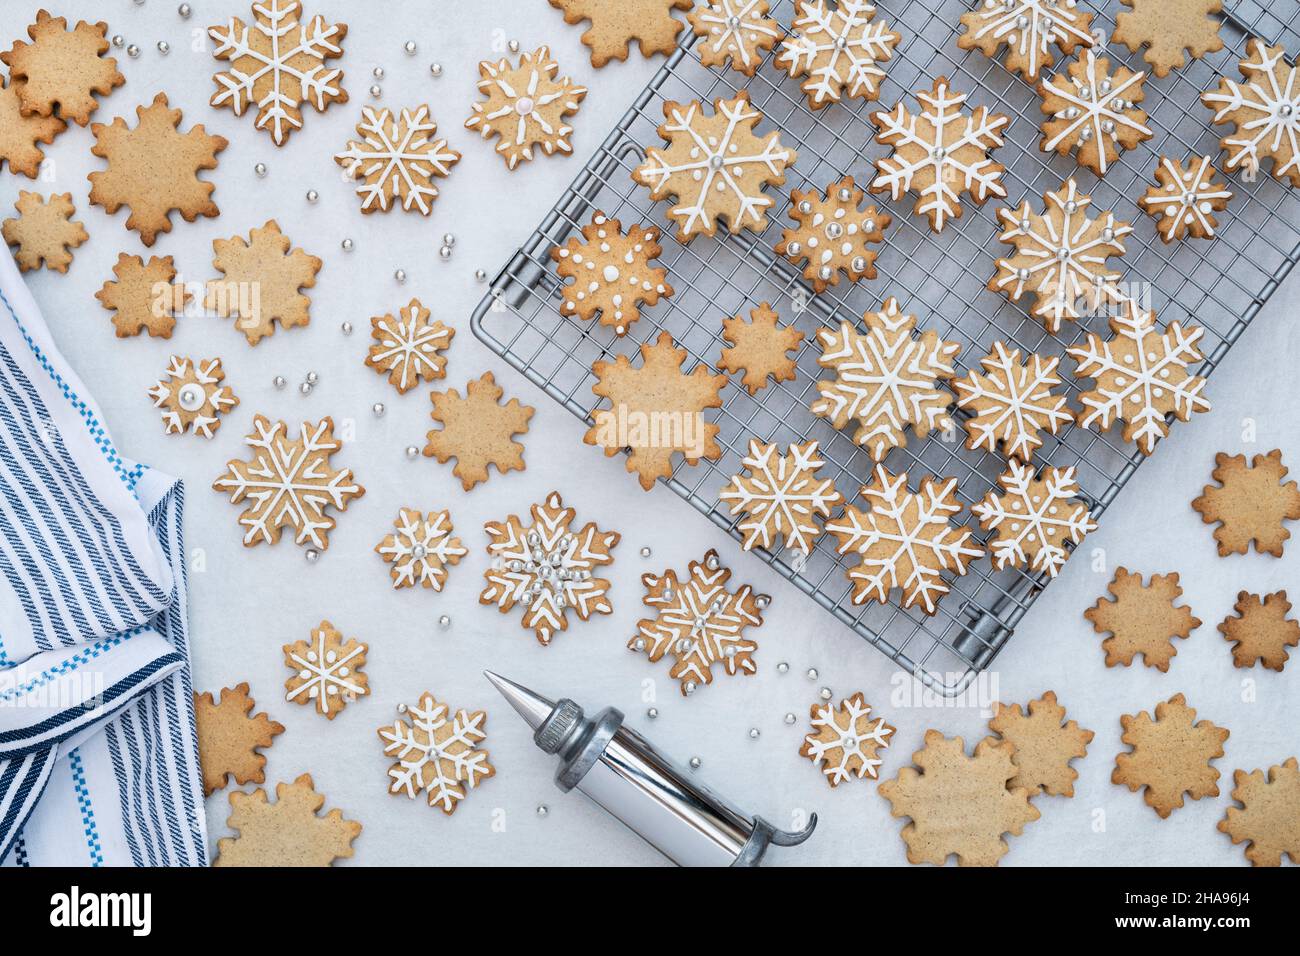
305,548,319,563
157,41,170,55
475,268,488,282
748,728,760,740
112,35,124,47
306,189,319,203
127,44,140,58
341,237,353,252
438,614,451,629
299,382,313,396
394,269,407,283
306,371,319,385
438,245,452,260
254,162,268,178
341,321,353,335
368,84,382,98
646,707,658,719
784,712,796,725
429,62,443,77
755,595,770,609
535,804,548,817
639,546,652,558
683,680,697,696
777,661,789,674
405,445,419,459
688,756,701,770
508,39,520,53
372,402,385,417
820,686,833,701
372,66,385,80
178,3,192,18
273,375,286,389
806,667,818,680
404,40,417,56
442,233,455,247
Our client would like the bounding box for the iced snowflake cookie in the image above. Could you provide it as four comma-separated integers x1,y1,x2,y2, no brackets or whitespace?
374,508,467,591
1192,450,1300,557
283,620,369,719
1203,41,1300,187
1138,156,1232,242
1067,303,1210,455
973,462,1096,579
957,0,1094,82
424,372,534,491
365,298,454,394
89,94,227,247
96,253,190,339
213,416,365,551
1113,0,1223,78
0,75,65,178
879,731,1040,866
871,77,1009,232
207,220,322,346
777,176,891,292
688,0,784,76
550,211,673,336
633,92,796,242
465,46,587,170
953,343,1071,462
777,0,900,109
827,466,983,614
193,683,285,796
1084,567,1200,672
587,331,727,490
146,357,239,439
215,774,361,867
988,691,1093,797
1039,50,1152,177
549,0,692,67
990,179,1133,333
719,439,842,555
208,0,347,146
379,693,494,815
811,298,960,462
0,10,122,126
631,549,768,696
800,692,894,787
2,192,86,273
716,302,804,394
481,491,619,645
1219,591,1300,672
1219,758,1300,867
335,105,460,214
1113,693,1229,819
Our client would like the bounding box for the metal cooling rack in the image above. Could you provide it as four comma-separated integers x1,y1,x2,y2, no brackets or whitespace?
473,0,1300,694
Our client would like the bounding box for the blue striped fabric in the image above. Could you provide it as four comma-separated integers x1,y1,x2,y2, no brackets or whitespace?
0,249,207,866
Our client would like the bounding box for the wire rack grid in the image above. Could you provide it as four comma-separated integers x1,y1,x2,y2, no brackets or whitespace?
472,0,1300,694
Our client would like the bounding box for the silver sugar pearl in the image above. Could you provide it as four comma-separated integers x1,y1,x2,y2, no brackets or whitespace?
273,375,286,389
442,233,456,247
306,371,319,385
394,269,407,283
748,728,760,740
305,548,319,563
755,595,770,609
127,45,140,58
639,546,652,558
851,255,867,272
797,200,813,214
341,237,353,251
705,553,720,571
373,66,385,80
475,268,488,282
405,445,419,459
785,240,801,256
177,383,205,412
299,381,313,396
429,62,443,77
157,41,170,55
306,189,319,203
508,39,520,53
438,614,451,628
369,84,382,98
688,756,702,770
837,186,853,202
784,712,796,725
806,667,818,680
341,321,353,335
818,265,833,280
178,3,192,18
404,40,418,56
825,221,843,239
820,687,833,701
112,35,124,47
777,661,789,674
254,162,268,178
683,680,697,696
536,804,548,817
646,707,658,719
438,245,452,260
372,402,385,417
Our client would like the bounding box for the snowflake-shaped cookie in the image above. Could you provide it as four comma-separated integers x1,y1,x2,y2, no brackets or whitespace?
586,332,727,490
378,693,494,815
364,298,454,394
424,372,534,491
987,691,1093,797
283,620,369,720
716,302,804,395
973,462,1096,578
1113,693,1229,818
208,0,347,146
1219,758,1300,867
1138,156,1233,242
334,105,461,215
1,191,86,273
633,91,796,242
193,683,284,795
1192,449,1300,557
811,297,961,461
549,0,693,67
953,342,1072,462
688,0,785,76
481,491,620,645
957,0,1094,81
1113,0,1223,78
827,466,984,614
879,731,1040,866
0,10,123,126
800,692,895,787
0,75,65,178
146,356,240,439
214,774,360,867
777,0,900,109
96,253,191,339
871,77,1009,231
207,220,322,345
1067,303,1211,455
213,415,365,551
631,549,768,696
719,439,843,555
1085,567,1200,671
1219,590,1300,672
465,46,588,170
374,508,467,591
550,211,673,336
776,175,892,292
1039,49,1152,176
1203,41,1300,187
990,178,1133,333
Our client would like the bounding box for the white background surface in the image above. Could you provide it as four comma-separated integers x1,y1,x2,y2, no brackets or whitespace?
3,0,1297,867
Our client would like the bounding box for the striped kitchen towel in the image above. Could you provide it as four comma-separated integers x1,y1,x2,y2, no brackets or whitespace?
0,248,206,866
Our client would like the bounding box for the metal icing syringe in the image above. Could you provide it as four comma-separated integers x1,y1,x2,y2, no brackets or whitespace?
485,671,816,867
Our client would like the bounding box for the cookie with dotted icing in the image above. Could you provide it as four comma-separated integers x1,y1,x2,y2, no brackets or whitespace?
1038,49,1152,176
958,0,1094,81
283,620,369,719
550,211,673,335
777,175,891,292
688,0,785,76
1138,156,1233,242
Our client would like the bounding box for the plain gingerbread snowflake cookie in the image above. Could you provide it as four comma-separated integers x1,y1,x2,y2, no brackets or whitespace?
215,774,361,867
1113,693,1229,819
2,191,86,273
